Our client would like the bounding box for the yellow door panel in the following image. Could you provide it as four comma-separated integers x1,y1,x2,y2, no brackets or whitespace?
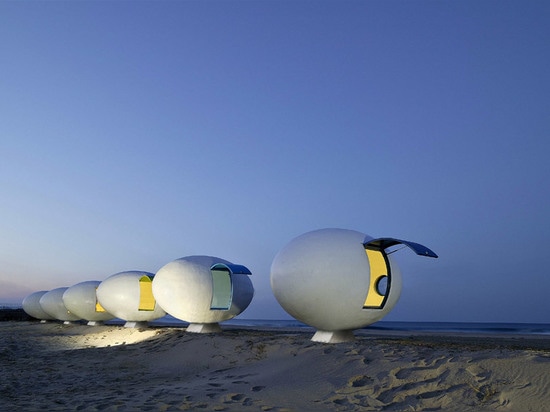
138,276,156,311
95,287,106,312
363,249,389,309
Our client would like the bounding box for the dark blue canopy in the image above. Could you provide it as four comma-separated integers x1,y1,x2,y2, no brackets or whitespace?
210,263,252,275
363,238,438,258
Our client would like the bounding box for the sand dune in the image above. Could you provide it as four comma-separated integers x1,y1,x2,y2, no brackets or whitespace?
1,322,549,411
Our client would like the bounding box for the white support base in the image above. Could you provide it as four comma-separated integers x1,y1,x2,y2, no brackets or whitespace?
186,323,222,334
311,330,356,343
63,321,77,325
124,321,148,328
87,321,103,326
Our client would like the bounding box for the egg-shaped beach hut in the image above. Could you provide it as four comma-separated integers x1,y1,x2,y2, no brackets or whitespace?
63,281,115,325
153,255,254,333
39,287,82,323
270,228,437,343
22,291,56,321
96,271,166,328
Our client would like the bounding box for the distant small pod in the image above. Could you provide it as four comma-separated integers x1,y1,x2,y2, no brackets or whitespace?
63,281,115,322
153,255,254,327
39,287,82,322
22,291,56,321
96,271,166,323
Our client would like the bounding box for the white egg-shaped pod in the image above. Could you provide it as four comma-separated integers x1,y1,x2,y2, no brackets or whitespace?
22,291,56,321
39,287,82,322
270,228,403,341
153,255,254,330
96,271,166,324
63,281,115,324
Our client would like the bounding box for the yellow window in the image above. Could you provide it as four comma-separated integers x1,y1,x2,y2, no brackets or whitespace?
363,249,389,309
138,276,156,311
95,287,106,312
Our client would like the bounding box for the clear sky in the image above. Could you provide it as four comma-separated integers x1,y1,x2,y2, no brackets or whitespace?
1,1,549,323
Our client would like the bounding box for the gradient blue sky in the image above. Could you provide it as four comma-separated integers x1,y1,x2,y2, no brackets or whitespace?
2,1,549,323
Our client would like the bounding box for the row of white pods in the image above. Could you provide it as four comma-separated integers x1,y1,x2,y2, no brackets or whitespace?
22,229,437,342
23,255,254,334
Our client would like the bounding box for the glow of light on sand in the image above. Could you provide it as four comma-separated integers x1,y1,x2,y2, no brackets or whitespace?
45,326,163,350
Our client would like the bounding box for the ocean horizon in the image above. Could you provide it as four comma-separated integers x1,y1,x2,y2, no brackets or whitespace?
151,316,550,336
4,303,548,336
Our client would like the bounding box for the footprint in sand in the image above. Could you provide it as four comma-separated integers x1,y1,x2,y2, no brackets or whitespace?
332,397,350,406
223,393,245,403
348,375,372,387
214,368,233,373
466,364,490,382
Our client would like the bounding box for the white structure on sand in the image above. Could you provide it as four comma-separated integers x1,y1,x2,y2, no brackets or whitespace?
153,255,254,333
22,291,56,322
39,287,82,323
270,228,437,343
63,281,115,325
96,271,166,328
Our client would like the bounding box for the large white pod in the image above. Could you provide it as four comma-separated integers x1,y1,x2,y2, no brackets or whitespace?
153,255,254,333
63,281,115,325
22,291,56,321
39,287,82,323
96,271,166,327
270,228,437,343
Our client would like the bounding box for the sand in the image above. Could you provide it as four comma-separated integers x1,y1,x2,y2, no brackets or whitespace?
1,322,549,411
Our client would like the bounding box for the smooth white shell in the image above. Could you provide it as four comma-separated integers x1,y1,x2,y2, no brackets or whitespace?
153,255,254,324
22,291,56,321
270,228,402,332
63,281,115,322
96,271,166,322
39,287,82,322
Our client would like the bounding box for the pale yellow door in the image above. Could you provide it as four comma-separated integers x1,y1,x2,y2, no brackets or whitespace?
363,249,389,309
139,276,156,311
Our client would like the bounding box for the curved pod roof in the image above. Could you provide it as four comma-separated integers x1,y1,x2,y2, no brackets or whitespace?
96,271,166,323
63,281,115,322
271,229,402,334
153,255,254,326
22,291,56,321
271,228,437,342
39,287,82,322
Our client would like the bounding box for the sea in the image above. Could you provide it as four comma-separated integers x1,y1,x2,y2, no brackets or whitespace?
3,302,548,336
153,316,550,336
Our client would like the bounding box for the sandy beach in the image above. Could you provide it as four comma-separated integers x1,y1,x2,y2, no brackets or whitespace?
1,321,549,411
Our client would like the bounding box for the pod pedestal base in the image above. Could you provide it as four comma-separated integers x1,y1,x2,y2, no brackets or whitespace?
311,329,355,343
124,321,148,328
187,323,222,333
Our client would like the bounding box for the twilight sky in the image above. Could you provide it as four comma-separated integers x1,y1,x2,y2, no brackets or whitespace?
1,1,549,323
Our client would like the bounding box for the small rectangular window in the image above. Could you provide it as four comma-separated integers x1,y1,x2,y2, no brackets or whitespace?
139,276,156,311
